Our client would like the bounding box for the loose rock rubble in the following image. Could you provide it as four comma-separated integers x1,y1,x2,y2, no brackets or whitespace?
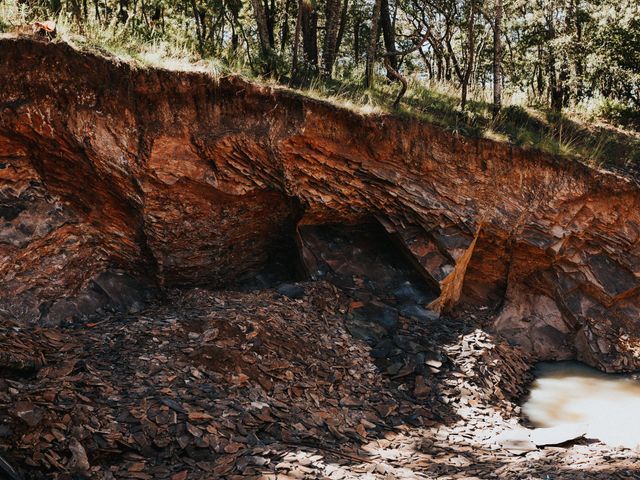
1,281,640,479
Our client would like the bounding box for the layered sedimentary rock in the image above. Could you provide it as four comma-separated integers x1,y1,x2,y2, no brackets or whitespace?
1,35,639,371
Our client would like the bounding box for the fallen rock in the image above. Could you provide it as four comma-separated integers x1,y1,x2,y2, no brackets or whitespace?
0,454,22,480
495,423,588,455
425,359,443,369
276,283,306,299
495,428,537,455
371,338,396,359
393,281,431,304
530,424,587,446
414,375,430,399
352,302,399,332
400,305,440,322
14,402,43,428
68,438,90,475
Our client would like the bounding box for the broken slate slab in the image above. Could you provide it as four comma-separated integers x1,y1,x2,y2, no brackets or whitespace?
495,428,537,455
0,453,22,480
495,423,587,455
400,304,440,322
392,281,431,304
352,301,399,331
14,402,43,428
371,338,396,358
276,283,306,299
530,424,587,446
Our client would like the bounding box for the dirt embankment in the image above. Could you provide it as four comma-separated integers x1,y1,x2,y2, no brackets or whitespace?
1,35,640,371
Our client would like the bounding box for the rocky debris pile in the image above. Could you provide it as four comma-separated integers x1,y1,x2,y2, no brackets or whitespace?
265,320,640,479
297,222,451,403
441,328,532,412
3,278,638,479
0,282,452,479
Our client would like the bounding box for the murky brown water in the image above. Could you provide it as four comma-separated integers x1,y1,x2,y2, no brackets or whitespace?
523,361,640,448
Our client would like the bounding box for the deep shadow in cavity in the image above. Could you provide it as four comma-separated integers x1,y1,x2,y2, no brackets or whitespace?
296,222,445,385
298,222,439,305
233,228,306,291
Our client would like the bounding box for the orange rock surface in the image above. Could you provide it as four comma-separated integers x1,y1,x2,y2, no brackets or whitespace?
1,36,639,371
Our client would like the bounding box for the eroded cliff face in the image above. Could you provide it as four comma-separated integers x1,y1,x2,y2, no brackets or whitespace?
1,35,640,371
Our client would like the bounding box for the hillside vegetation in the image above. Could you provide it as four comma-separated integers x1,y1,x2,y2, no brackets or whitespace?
1,0,639,173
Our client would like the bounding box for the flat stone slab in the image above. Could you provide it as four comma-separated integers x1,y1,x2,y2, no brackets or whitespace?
530,424,587,446
495,423,588,455
495,428,537,455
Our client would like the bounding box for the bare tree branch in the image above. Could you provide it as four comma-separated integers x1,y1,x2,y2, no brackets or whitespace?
382,28,431,108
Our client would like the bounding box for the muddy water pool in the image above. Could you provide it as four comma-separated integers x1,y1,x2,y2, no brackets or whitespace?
523,361,640,448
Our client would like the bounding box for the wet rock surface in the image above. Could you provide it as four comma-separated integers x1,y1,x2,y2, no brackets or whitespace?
2,36,640,371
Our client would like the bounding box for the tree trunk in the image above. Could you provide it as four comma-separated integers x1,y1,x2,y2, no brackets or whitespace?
382,29,429,108
250,0,274,71
118,0,129,25
267,0,276,47
190,0,204,53
380,0,397,78
322,0,342,78
419,47,433,79
50,0,63,15
365,0,382,88
536,46,544,98
251,0,272,54
230,2,240,52
301,0,319,75
68,0,82,22
354,18,360,63
573,0,584,100
460,0,476,110
292,0,302,77
335,0,349,56
281,0,293,52
445,35,463,82
432,45,443,81
546,7,562,111
492,0,503,117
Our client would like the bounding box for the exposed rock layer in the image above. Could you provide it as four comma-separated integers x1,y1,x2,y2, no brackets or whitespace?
1,36,640,371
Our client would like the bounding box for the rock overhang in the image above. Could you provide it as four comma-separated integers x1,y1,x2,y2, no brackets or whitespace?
1,35,640,371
